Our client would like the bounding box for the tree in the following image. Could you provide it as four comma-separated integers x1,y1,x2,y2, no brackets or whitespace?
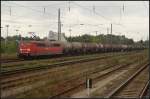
1,36,4,41
66,34,135,44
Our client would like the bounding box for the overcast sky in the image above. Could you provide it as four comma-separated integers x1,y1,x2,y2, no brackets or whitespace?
1,1,149,41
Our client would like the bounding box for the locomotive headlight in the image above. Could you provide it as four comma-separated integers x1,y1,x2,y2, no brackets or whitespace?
27,48,31,51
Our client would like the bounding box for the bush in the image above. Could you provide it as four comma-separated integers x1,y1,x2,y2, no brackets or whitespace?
1,40,18,54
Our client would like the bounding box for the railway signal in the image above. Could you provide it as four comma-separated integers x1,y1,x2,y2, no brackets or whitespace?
28,32,37,39
86,78,92,97
86,78,92,88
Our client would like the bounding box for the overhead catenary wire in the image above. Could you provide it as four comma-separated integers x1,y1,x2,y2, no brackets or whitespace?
2,19,58,25
2,7,125,35
85,2,128,30
2,1,145,8
2,1,66,7
1,1,148,39
2,1,67,14
1,12,58,24
2,1,69,22
71,1,112,23
68,1,71,12
4,1,57,17
1,3,60,26
2,10,53,22
142,1,148,10
67,1,113,34
71,1,128,33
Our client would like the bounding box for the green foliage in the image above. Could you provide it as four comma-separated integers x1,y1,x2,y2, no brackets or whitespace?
135,40,149,48
66,34,134,45
1,36,4,40
1,34,149,54
1,40,18,53
1,35,42,54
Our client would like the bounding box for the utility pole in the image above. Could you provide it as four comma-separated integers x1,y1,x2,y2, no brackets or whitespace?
58,8,61,41
16,29,19,34
106,28,109,43
1,27,3,35
110,23,112,45
93,5,95,15
147,35,149,59
119,32,121,45
69,28,72,37
110,23,113,52
95,31,98,42
16,29,20,41
43,7,45,14
69,27,72,42
95,31,97,36
9,6,11,16
5,25,9,48
147,34,149,49
68,1,70,12
5,25,9,53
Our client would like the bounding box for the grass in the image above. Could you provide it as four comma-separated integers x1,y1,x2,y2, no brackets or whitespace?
2,50,143,71
2,52,124,71
1,53,17,59
1,40,18,54
13,51,148,98
91,58,148,97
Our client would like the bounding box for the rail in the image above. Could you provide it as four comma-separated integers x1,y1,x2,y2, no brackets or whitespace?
105,63,149,98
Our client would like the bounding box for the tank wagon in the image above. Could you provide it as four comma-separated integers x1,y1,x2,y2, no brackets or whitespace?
18,40,144,58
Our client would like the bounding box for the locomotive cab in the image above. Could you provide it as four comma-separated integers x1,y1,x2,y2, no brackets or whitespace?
18,41,37,58
18,40,64,58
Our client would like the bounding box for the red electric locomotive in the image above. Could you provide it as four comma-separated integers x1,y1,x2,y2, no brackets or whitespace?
18,40,64,58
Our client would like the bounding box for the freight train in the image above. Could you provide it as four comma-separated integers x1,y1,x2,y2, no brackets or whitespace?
17,40,145,58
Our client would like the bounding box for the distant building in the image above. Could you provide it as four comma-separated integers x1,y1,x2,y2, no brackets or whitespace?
48,31,67,42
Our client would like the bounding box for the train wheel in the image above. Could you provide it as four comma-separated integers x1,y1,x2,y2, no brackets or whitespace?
17,54,21,58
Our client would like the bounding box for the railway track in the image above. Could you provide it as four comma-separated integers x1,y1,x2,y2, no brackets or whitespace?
1,54,68,64
1,51,134,88
1,52,134,77
1,50,143,65
48,61,148,98
1,52,144,98
1,58,24,63
1,52,115,64
1,51,144,76
1,56,111,76
106,63,149,98
140,81,149,98
1,52,115,67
